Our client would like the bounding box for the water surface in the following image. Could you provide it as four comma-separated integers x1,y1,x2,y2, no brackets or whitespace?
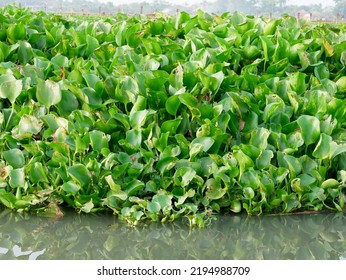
1,209,346,260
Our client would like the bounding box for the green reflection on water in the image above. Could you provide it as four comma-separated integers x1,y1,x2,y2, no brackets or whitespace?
1,209,346,260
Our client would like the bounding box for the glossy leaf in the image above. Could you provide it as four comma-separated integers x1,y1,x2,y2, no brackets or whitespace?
3,149,25,169
18,41,33,64
297,115,320,146
62,181,80,195
165,95,181,116
205,178,227,200
312,133,337,160
67,164,91,187
29,162,48,183
9,168,25,189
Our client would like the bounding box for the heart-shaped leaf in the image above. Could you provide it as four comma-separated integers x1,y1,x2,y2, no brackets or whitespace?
0,74,22,104
3,149,25,168
36,80,62,108
205,178,227,200
297,115,320,146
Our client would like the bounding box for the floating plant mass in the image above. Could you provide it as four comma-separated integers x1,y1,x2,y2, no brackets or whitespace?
0,6,345,226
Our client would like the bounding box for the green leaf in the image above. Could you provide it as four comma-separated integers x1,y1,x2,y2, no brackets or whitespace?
18,41,33,64
124,179,145,196
107,190,128,201
240,170,261,188
299,173,316,188
178,93,198,108
7,23,26,42
36,80,62,108
156,157,177,175
278,153,302,177
129,110,153,129
142,38,162,55
89,130,110,153
263,102,284,122
189,143,204,160
18,115,43,136
147,201,161,213
51,54,69,68
120,129,142,152
242,45,260,60
233,148,254,177
152,192,173,211
332,144,346,159
174,167,196,187
321,179,339,189
272,167,290,184
67,164,91,187
312,133,337,160
29,162,48,183
57,90,79,114
336,76,346,93
260,35,274,62
82,73,100,88
85,35,99,57
243,187,255,200
298,51,310,70
297,115,320,146
323,40,334,57
230,200,242,213
149,21,164,35
190,137,215,153
3,149,25,168
104,174,121,191
161,117,182,134
62,181,80,194
205,178,227,200
289,72,306,94
165,95,180,115
0,189,17,209
263,18,280,35
250,128,270,151
314,64,329,81
199,71,224,93
256,150,274,170
9,168,25,189
81,200,94,213
0,74,22,104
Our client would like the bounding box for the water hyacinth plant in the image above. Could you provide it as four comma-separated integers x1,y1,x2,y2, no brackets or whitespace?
0,6,345,226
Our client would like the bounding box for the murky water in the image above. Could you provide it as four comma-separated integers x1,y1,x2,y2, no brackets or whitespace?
1,209,346,260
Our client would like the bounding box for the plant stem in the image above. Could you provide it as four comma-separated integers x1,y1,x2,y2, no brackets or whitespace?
4,103,15,131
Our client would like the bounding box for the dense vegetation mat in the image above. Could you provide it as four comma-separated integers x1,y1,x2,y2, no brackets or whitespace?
0,6,345,226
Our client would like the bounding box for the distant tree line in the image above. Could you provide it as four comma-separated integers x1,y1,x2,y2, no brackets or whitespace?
0,0,343,19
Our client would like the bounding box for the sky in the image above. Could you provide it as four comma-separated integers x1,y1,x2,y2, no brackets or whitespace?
96,0,335,7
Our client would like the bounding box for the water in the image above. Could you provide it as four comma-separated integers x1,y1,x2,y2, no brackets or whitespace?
1,209,346,260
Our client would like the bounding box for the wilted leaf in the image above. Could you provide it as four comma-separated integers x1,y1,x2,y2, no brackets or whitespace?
18,115,43,136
